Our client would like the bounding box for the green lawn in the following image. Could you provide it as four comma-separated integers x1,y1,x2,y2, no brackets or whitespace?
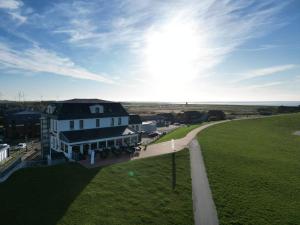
154,124,202,144
198,113,300,225
0,149,193,225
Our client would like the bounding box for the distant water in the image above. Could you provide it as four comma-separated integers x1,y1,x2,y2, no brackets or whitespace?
176,101,300,106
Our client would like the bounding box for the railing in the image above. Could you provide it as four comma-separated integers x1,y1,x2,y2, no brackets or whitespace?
0,155,22,178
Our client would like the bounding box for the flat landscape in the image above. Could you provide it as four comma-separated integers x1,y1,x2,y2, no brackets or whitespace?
198,113,300,225
0,149,193,225
124,102,278,116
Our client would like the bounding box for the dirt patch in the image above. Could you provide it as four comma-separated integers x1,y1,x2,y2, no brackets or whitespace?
293,131,300,136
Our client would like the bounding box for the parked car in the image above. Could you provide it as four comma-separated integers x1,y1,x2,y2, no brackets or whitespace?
148,132,159,138
17,143,27,149
0,143,9,148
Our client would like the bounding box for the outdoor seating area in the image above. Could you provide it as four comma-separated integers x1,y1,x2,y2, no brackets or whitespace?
78,145,143,168
72,144,142,162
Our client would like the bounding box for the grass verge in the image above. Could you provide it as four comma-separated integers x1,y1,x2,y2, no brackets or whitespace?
198,113,300,225
0,149,193,225
154,124,203,144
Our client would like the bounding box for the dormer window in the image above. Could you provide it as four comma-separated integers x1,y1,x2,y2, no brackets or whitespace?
89,105,104,114
47,105,56,114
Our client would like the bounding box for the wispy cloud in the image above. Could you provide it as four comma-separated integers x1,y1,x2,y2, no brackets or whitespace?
0,43,114,83
245,81,283,90
0,0,27,23
233,64,297,82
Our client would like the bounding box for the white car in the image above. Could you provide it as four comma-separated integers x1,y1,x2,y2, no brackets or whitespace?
17,143,27,149
0,143,10,148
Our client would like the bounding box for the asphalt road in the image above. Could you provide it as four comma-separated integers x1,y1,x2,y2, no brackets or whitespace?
189,139,219,225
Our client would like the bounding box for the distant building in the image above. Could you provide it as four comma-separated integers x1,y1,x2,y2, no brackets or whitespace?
176,111,207,124
142,121,157,133
207,110,226,121
41,99,139,161
129,114,142,132
3,111,41,140
141,114,171,127
0,144,9,163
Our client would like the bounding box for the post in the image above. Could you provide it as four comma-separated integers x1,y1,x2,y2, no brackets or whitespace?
68,145,72,159
172,152,176,190
171,139,176,190
91,150,95,165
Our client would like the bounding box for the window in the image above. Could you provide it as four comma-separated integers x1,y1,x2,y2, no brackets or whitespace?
54,120,57,131
111,118,114,126
96,119,100,127
70,120,74,130
80,120,84,129
95,107,100,113
91,143,97,150
118,117,122,125
107,140,115,147
98,141,106,148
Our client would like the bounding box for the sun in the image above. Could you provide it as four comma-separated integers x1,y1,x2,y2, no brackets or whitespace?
142,16,206,87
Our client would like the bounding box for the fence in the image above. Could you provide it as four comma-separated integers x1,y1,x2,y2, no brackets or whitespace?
0,156,22,179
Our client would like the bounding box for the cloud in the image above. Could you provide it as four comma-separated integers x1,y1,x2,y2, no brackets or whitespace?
0,0,26,23
233,64,297,82
245,81,283,90
0,0,22,10
0,43,114,84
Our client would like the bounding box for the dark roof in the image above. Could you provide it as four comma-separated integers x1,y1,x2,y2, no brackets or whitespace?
57,99,113,104
60,126,136,143
4,111,41,125
14,111,41,115
129,114,142,124
48,99,128,119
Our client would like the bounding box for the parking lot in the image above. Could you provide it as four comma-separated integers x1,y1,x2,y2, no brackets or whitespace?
141,124,181,145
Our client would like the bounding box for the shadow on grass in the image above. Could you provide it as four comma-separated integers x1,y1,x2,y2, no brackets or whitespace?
0,163,101,225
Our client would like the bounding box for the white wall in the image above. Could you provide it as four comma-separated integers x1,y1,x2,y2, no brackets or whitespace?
56,116,129,132
0,148,8,162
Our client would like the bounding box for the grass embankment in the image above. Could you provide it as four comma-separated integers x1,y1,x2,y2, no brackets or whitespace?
0,149,193,225
154,124,202,144
198,113,300,225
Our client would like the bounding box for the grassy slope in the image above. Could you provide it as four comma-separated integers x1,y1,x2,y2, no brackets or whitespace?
198,114,300,225
155,124,201,144
0,150,193,225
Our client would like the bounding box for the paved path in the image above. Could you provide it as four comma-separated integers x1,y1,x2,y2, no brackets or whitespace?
189,139,219,225
138,120,227,159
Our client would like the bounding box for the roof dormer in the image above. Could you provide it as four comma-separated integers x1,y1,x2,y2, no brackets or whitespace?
47,105,56,114
89,104,104,114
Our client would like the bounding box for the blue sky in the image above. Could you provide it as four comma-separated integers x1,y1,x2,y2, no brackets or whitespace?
0,0,299,102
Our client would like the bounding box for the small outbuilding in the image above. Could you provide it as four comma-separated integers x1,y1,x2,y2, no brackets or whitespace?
0,144,9,163
142,121,157,133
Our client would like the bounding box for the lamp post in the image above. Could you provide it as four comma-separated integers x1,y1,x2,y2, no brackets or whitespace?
171,139,176,190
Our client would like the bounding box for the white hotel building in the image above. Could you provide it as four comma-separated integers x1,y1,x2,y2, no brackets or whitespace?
41,99,141,162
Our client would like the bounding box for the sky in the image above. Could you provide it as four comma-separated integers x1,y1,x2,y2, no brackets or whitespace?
0,0,299,102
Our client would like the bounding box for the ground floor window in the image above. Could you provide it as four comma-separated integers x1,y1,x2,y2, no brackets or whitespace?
72,145,80,153
116,138,122,147
98,141,106,148
107,140,115,147
91,142,97,150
